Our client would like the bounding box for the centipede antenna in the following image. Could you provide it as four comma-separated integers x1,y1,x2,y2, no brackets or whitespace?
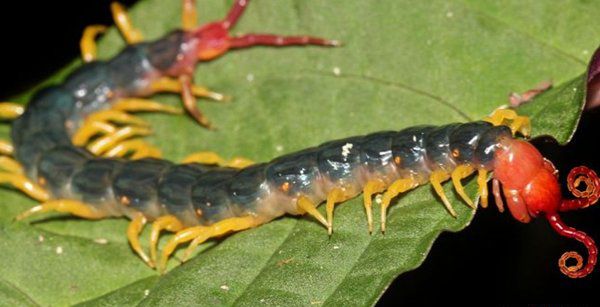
546,213,597,278
560,166,600,211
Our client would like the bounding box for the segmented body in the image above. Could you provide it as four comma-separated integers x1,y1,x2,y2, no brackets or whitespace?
3,0,598,278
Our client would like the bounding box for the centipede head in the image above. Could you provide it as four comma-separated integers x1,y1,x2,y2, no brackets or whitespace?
192,22,231,61
492,138,599,278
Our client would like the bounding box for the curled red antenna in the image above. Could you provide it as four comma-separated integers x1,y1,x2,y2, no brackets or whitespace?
549,166,600,278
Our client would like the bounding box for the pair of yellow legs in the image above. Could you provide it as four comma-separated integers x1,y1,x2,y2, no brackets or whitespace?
80,0,227,129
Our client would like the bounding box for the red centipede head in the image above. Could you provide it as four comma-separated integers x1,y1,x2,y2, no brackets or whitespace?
192,22,231,61
493,138,599,278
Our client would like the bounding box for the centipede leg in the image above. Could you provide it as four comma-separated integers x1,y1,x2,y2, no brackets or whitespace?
492,179,505,213
104,139,162,159
362,179,386,233
87,126,153,156
0,140,13,155
0,102,24,120
297,196,329,229
127,213,153,267
149,215,184,265
430,171,457,217
112,98,183,115
0,172,49,202
72,110,150,146
15,199,105,221
380,178,417,233
451,164,475,209
477,169,489,208
111,2,143,43
80,25,107,62
0,156,24,174
150,77,229,103
159,216,261,273
181,0,197,30
483,108,531,138
325,188,351,235
182,151,254,169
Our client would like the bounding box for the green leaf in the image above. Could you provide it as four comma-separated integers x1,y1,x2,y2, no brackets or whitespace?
0,0,595,305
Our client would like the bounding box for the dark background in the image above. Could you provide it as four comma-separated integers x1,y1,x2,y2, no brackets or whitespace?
1,1,599,304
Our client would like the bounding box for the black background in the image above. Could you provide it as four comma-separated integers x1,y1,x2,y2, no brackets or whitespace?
1,1,599,304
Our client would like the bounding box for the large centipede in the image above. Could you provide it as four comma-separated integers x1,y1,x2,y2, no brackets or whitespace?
0,0,598,280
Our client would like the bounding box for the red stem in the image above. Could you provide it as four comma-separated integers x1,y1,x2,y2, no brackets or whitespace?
546,213,597,278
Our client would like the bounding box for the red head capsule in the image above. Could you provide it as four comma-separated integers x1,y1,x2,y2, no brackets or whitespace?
493,138,599,278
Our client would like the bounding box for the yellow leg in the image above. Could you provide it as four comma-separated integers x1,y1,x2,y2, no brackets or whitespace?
451,164,476,209
111,2,143,44
15,199,105,221
150,77,228,102
297,196,329,229
0,156,24,174
112,98,183,114
72,121,117,146
149,215,184,265
477,169,489,208
0,172,49,202
325,188,352,235
127,213,153,267
159,216,261,273
226,157,255,169
0,139,13,155
430,170,457,217
87,126,152,155
182,151,254,169
362,179,386,234
87,109,149,127
380,178,417,233
483,108,531,137
80,25,107,62
104,139,162,159
0,102,24,120
182,0,198,30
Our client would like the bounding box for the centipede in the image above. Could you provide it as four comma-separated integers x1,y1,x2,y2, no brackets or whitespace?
0,0,598,282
